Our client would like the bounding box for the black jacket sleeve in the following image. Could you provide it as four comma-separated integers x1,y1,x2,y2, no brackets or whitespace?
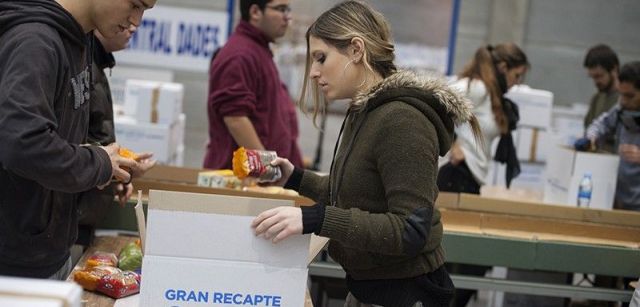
0,26,112,193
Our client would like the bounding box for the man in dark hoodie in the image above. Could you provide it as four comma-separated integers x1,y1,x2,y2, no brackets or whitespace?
0,0,155,279
76,26,157,249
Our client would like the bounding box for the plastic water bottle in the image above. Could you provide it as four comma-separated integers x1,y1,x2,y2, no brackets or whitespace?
577,172,593,208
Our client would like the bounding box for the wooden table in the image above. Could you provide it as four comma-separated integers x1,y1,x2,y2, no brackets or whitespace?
68,235,319,306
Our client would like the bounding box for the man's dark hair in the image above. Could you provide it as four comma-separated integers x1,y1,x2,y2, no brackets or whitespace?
619,61,640,89
240,0,271,21
583,44,619,72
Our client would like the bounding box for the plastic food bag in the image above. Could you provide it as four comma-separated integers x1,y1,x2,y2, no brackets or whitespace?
118,242,143,272
96,270,141,299
232,147,281,182
86,252,118,268
73,265,121,291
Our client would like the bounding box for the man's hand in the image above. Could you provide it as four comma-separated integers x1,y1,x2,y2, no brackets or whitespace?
98,143,137,184
115,183,133,207
620,144,640,163
128,152,157,178
251,206,303,244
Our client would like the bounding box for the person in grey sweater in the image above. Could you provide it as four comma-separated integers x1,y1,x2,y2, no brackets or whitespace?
580,61,640,210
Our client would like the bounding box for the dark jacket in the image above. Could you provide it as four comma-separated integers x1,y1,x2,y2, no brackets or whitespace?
0,0,112,278
295,71,474,280
77,37,118,244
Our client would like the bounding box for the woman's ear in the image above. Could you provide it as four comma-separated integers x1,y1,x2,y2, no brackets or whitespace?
350,37,365,63
497,61,508,74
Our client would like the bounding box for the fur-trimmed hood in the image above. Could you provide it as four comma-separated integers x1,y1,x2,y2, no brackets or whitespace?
350,70,475,156
353,70,474,125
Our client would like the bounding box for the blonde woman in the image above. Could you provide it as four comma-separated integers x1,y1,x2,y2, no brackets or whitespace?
252,1,481,305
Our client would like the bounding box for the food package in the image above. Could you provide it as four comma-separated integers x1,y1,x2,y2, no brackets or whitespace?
85,252,118,268
73,265,121,291
118,147,139,160
197,170,242,189
232,147,281,182
96,270,141,299
118,242,143,272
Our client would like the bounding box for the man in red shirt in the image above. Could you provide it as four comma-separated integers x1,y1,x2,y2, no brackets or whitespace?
204,0,303,169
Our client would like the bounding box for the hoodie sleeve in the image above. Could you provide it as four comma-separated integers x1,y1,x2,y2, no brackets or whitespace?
586,104,619,141
0,25,112,193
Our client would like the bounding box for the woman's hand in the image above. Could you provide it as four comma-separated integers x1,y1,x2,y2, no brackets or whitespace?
251,206,303,243
269,157,294,187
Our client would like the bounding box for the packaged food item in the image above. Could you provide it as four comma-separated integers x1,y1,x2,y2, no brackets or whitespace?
232,147,281,182
85,252,118,268
118,147,139,160
197,170,242,189
96,270,141,299
73,265,121,291
118,242,143,272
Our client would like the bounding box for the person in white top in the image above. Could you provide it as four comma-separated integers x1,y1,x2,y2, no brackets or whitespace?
438,43,529,193
438,43,529,307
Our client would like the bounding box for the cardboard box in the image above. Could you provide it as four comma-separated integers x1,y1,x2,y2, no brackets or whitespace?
140,190,311,306
123,80,183,125
437,192,640,248
114,116,185,164
543,145,619,210
505,85,553,129
0,276,82,307
515,127,549,162
106,67,174,106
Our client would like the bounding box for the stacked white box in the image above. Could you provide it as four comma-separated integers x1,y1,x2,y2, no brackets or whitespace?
115,79,186,166
505,85,554,163
543,145,619,210
123,80,184,125
506,85,553,129
114,117,183,164
140,190,310,307
0,276,82,307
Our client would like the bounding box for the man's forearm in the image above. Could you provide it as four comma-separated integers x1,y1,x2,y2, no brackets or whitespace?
223,116,265,150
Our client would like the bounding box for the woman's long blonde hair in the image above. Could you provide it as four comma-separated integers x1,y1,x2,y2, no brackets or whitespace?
459,43,529,133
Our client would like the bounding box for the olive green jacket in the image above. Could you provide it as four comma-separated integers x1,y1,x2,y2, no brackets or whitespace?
299,71,475,280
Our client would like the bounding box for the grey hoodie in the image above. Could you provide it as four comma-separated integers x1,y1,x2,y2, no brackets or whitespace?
586,104,640,209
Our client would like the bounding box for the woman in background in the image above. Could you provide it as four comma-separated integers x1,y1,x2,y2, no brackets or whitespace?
438,43,529,307
251,1,483,306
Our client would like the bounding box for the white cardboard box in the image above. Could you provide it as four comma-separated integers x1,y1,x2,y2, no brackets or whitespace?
106,67,174,106
514,127,549,162
114,116,185,164
543,145,619,210
0,276,82,307
506,85,553,129
123,80,183,125
140,190,310,307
